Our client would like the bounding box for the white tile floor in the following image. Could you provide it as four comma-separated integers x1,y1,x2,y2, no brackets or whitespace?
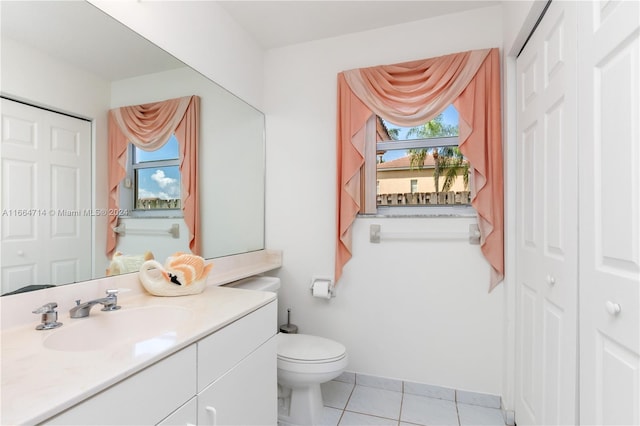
319,379,506,426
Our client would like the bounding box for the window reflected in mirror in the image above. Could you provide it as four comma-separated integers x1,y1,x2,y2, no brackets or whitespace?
132,135,181,211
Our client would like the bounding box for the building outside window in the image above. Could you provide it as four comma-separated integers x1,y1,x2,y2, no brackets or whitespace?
373,105,471,211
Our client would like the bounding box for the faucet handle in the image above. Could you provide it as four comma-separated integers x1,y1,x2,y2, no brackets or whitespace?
33,302,62,330
102,289,121,312
32,302,58,314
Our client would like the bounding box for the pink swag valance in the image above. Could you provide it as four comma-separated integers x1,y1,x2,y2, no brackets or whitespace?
107,95,201,257
336,48,504,291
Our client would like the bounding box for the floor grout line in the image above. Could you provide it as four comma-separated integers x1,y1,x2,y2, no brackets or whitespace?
455,389,462,426
398,381,404,426
324,382,506,426
334,381,356,425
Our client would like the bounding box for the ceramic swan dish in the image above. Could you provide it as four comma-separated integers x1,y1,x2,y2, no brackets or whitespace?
139,252,213,296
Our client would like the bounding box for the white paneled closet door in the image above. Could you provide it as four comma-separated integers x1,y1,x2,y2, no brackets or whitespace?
1,98,92,294
515,1,578,425
578,1,640,425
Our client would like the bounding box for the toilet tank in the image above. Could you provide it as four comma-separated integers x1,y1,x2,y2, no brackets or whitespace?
226,276,281,293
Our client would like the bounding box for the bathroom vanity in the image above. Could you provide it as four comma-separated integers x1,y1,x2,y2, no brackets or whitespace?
49,298,276,425
0,251,281,425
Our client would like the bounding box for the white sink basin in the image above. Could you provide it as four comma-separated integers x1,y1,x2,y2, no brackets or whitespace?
43,306,191,352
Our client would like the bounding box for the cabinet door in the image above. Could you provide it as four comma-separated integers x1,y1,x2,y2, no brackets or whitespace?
197,300,276,392
47,345,196,425
198,336,277,426
515,1,578,424
578,1,640,425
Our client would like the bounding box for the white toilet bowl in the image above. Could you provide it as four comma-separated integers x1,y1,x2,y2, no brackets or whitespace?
227,276,348,426
277,333,348,425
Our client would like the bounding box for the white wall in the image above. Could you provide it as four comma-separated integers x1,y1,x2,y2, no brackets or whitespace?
264,6,505,394
1,37,112,275
89,0,265,110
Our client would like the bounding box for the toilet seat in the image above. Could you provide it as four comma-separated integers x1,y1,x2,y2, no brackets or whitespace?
277,334,346,364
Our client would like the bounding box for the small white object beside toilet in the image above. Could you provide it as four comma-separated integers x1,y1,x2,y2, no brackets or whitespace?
228,276,348,426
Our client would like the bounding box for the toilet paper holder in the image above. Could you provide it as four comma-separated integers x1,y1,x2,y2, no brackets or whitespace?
310,277,335,299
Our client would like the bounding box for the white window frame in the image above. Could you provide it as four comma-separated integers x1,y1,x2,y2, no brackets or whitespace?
361,116,475,218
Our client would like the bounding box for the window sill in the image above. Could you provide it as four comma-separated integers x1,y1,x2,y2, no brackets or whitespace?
119,214,184,220
358,205,476,219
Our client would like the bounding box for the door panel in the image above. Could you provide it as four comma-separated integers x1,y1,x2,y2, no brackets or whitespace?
597,333,639,426
515,2,578,424
519,284,539,420
578,1,640,424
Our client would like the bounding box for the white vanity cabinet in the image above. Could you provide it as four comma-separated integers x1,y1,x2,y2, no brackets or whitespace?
46,300,277,426
196,300,277,425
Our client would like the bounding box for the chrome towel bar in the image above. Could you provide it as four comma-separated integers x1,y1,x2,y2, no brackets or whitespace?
113,223,180,239
370,223,480,245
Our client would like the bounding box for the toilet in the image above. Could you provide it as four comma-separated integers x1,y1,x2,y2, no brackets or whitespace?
227,276,348,425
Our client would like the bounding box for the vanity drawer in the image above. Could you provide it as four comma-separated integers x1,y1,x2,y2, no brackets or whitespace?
197,300,276,392
46,345,196,425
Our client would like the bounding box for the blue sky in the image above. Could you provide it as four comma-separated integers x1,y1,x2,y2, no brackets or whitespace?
382,104,459,161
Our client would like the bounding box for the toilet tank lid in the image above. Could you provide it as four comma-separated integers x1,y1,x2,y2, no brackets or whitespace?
226,276,281,292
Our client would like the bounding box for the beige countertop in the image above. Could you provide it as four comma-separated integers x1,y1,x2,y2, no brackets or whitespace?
1,285,276,425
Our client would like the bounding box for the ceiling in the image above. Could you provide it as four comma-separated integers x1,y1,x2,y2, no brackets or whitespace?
0,1,184,82
217,1,501,49
1,1,501,82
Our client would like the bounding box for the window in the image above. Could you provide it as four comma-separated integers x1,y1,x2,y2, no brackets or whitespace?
365,105,472,214
336,49,504,286
108,95,200,256
410,179,418,193
122,134,182,215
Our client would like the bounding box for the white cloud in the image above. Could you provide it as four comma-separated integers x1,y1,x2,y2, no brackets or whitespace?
138,170,180,200
152,170,180,198
137,188,156,199
151,170,177,189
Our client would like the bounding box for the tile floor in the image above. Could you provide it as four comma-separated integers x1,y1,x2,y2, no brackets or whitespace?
318,375,506,426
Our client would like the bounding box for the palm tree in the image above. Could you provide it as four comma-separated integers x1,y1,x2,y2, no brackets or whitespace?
433,146,469,193
405,114,468,199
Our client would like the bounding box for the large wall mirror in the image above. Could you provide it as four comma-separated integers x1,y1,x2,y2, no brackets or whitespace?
0,1,265,295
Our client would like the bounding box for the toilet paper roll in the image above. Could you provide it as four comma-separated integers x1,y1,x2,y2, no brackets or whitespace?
312,280,332,299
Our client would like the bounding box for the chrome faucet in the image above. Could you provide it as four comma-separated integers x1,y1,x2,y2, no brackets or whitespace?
70,289,121,318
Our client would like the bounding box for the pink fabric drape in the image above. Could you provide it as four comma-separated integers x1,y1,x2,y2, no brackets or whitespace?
107,96,201,257
454,50,504,290
336,48,504,291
